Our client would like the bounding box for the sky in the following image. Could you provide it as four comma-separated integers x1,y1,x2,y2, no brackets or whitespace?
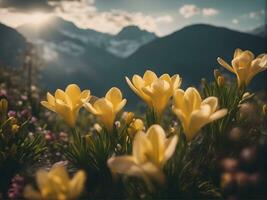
0,0,266,36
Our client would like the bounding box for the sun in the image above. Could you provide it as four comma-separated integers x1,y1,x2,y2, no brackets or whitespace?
27,12,51,26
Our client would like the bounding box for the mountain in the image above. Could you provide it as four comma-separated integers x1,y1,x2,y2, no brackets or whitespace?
112,24,267,107
17,17,157,95
18,17,122,94
0,23,27,68
18,17,157,58
107,26,156,57
250,24,267,38
4,22,266,109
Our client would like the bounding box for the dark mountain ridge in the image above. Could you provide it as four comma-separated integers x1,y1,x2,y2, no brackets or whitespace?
110,24,267,107
0,23,27,68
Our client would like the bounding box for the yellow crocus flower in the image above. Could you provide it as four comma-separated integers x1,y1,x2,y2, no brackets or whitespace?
126,70,181,117
172,87,228,141
122,111,135,124
41,84,91,127
217,48,267,88
108,124,178,185
127,118,145,138
24,166,86,200
84,87,127,131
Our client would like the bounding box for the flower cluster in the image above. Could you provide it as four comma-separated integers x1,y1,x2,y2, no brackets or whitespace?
217,49,267,88
126,70,182,118
24,165,86,200
1,48,263,199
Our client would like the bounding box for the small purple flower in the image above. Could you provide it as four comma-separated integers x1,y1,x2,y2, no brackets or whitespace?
30,116,37,124
8,110,17,118
20,95,28,100
8,174,24,200
20,109,32,119
0,89,7,98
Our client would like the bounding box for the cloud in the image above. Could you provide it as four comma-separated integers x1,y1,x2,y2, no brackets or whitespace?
179,4,219,18
155,15,173,23
232,19,239,24
240,9,265,20
202,8,219,16
49,0,172,36
179,4,199,18
249,12,257,19
0,0,79,11
0,0,173,36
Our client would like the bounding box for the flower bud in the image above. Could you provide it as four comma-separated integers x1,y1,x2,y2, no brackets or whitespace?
228,127,243,141
9,117,17,125
221,172,233,188
127,119,144,138
123,112,134,124
201,78,207,85
217,75,224,87
11,124,20,134
262,104,267,116
115,121,121,128
214,69,221,79
221,158,239,172
93,123,102,133
0,98,8,114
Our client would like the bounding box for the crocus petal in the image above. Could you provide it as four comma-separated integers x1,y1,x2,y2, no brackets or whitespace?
146,125,166,166
114,99,127,113
143,70,158,84
47,92,55,106
126,76,145,100
65,84,82,105
172,108,188,128
202,97,218,113
36,170,50,194
41,101,56,112
127,76,152,105
141,162,165,185
55,89,66,102
84,102,100,115
152,80,171,94
80,90,91,103
171,74,182,90
105,87,123,106
209,108,228,122
94,98,115,130
132,75,145,90
50,166,70,184
217,57,234,73
251,56,267,74
235,67,248,87
133,132,152,164
173,89,185,108
159,74,171,83
164,135,178,163
232,50,254,70
69,171,86,200
93,98,113,115
187,105,211,140
234,48,242,58
258,55,267,69
142,86,154,96
55,99,75,127
184,88,198,114
24,186,43,200
107,156,144,177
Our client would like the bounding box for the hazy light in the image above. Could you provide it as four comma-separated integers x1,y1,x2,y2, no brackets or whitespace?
0,10,51,28
27,12,51,26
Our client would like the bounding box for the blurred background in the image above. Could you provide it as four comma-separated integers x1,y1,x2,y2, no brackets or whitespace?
0,0,266,108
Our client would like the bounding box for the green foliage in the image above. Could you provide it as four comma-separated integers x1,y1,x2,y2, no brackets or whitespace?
0,99,46,195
